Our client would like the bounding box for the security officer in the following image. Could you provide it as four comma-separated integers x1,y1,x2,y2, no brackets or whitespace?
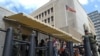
13,25,22,56
89,33,98,56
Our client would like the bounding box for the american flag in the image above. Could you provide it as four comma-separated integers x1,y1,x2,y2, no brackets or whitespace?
66,5,76,13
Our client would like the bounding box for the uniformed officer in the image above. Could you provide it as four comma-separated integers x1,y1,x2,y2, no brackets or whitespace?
89,33,98,56
13,25,22,56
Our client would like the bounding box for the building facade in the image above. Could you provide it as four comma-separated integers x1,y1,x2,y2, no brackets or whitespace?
88,10,100,44
31,0,96,42
0,0,96,55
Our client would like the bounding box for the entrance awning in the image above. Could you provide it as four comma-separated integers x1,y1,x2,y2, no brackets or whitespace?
4,13,81,43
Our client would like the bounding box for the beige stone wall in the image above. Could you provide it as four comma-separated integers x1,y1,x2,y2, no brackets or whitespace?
73,0,96,36
60,26,82,42
68,27,82,41
54,0,82,41
88,17,96,35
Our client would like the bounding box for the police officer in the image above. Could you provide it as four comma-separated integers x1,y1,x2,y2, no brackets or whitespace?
13,25,22,56
89,33,98,56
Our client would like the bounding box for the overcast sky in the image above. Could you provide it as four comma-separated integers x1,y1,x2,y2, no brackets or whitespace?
0,0,100,14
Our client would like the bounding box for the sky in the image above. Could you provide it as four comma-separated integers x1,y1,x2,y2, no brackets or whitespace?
79,0,100,13
0,0,100,14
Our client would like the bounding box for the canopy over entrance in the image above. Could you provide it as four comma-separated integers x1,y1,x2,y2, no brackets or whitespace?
4,13,81,43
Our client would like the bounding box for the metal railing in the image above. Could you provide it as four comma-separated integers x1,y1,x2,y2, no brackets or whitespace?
1,27,54,56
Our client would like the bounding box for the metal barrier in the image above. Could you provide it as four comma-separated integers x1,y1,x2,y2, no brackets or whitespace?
28,33,36,56
2,27,91,56
13,39,30,44
83,35,92,56
1,27,54,56
67,41,74,56
1,27,82,56
0,29,6,32
2,27,14,56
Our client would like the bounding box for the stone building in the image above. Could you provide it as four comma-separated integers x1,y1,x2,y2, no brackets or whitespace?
30,0,96,42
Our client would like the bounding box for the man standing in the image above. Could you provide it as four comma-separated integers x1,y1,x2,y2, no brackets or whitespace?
89,33,98,56
13,25,22,56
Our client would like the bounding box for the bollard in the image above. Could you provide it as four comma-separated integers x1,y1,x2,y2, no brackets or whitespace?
35,31,38,47
48,41,53,56
84,36,92,56
2,27,14,56
45,46,48,56
48,36,53,56
28,32,36,56
67,41,74,56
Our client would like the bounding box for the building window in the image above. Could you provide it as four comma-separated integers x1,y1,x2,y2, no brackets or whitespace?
44,19,47,23
48,18,50,23
37,16,38,19
39,14,41,18
51,7,53,12
52,25,54,26
48,9,50,14
42,13,44,17
35,16,38,19
51,16,54,21
44,11,47,16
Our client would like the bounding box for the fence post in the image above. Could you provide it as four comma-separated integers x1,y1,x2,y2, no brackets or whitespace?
48,36,53,56
67,41,74,56
2,27,14,56
28,31,36,56
83,35,92,56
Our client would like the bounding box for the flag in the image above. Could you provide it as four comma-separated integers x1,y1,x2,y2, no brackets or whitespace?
66,5,76,13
